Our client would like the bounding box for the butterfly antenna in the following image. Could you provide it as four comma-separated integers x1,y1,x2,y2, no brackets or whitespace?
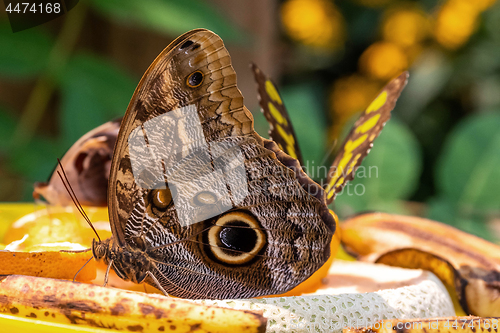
56,158,101,242
320,139,338,167
73,256,94,282
316,139,338,185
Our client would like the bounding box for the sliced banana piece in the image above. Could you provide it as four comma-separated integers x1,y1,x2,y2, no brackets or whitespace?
341,212,500,316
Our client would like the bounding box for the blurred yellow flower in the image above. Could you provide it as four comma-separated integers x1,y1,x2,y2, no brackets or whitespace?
404,43,424,64
434,0,479,49
329,75,381,139
382,6,430,48
359,42,408,80
281,0,345,49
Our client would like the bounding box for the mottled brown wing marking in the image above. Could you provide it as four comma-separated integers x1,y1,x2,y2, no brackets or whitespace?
102,29,335,299
324,71,409,204
109,30,259,244
251,63,304,166
33,118,120,206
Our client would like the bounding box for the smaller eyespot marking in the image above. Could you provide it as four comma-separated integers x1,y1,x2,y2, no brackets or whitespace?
151,188,173,210
194,191,217,205
187,71,204,88
180,40,193,50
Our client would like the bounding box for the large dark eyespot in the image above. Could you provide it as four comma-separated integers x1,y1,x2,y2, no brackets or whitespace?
207,211,266,265
151,188,173,210
187,71,204,88
219,221,257,252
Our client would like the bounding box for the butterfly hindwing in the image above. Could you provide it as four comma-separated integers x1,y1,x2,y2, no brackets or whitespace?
324,72,409,204
251,63,304,166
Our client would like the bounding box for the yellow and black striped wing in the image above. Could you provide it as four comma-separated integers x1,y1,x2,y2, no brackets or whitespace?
325,71,409,204
251,63,304,165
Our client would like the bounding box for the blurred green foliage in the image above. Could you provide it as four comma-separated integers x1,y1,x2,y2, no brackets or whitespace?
0,0,244,199
276,0,500,241
0,0,500,241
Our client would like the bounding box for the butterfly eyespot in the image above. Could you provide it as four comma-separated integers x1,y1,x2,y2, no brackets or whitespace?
206,211,266,265
180,40,193,49
187,71,204,88
151,188,173,210
193,191,217,205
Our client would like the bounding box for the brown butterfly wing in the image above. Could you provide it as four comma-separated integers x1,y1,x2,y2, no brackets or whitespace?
107,29,334,299
109,29,258,243
251,63,304,165
324,72,409,204
33,119,120,206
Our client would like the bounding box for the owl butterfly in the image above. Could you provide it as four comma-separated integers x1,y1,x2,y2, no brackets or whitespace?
251,64,408,203
90,29,336,300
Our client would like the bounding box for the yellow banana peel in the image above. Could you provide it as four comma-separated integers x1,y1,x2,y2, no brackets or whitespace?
343,317,500,333
341,212,500,316
0,275,266,333
0,313,113,333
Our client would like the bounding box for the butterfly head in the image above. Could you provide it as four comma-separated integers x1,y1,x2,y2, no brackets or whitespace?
92,237,111,264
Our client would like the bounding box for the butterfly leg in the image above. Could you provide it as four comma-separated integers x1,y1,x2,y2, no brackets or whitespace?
103,259,113,287
73,256,94,282
146,271,170,297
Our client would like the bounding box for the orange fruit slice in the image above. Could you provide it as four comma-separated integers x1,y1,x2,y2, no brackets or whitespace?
0,246,96,282
3,206,111,249
0,206,110,283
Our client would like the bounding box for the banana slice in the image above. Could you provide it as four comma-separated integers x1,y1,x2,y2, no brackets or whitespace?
0,275,266,333
195,260,455,333
340,212,500,316
0,261,454,333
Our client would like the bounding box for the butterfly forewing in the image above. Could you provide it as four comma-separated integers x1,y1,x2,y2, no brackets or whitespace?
324,72,409,204
108,29,258,243
251,63,304,166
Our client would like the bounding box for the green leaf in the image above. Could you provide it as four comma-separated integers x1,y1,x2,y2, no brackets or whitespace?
60,53,136,145
0,24,53,78
88,0,246,43
280,81,329,173
436,112,500,214
334,119,422,217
